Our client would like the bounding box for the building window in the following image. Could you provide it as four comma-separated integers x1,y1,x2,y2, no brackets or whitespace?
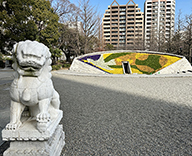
128,10,134,12
112,7,118,9
112,39,118,41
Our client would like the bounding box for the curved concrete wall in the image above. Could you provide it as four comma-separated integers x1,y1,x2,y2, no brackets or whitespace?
70,50,192,75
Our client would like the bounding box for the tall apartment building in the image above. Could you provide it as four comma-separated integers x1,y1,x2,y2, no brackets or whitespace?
144,0,175,50
102,0,144,49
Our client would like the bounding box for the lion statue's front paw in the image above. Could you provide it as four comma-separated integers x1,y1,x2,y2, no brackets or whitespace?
5,121,22,130
36,112,51,123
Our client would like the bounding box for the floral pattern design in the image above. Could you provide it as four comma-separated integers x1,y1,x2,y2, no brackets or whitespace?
79,52,181,74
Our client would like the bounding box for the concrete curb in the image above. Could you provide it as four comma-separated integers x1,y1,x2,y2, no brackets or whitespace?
52,70,192,78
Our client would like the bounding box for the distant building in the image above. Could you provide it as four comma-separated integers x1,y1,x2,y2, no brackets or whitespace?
144,0,175,49
102,0,144,49
66,21,83,35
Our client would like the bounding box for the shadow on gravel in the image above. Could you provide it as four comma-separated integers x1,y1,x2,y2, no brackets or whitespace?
52,76,192,156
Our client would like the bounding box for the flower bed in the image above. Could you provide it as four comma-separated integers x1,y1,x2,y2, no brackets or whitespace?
79,52,181,75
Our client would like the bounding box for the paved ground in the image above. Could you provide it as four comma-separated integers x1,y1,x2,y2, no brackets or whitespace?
0,69,13,155
1,69,192,155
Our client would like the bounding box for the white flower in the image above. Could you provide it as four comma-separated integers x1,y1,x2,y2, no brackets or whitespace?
87,56,115,71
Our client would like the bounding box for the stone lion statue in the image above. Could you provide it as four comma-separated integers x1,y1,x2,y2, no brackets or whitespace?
5,40,60,132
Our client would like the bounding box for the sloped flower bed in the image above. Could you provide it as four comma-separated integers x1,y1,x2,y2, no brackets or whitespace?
79,52,181,74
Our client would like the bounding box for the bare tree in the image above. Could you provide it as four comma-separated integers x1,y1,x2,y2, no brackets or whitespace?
134,26,144,50
183,13,192,62
78,0,101,54
149,27,158,51
50,0,77,22
58,23,84,62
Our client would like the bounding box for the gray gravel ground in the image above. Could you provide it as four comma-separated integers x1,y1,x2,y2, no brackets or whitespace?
1,70,192,155
52,73,192,156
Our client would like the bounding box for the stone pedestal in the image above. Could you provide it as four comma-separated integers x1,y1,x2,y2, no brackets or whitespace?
2,111,65,156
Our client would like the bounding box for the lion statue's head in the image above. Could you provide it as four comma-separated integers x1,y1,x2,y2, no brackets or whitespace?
12,40,52,78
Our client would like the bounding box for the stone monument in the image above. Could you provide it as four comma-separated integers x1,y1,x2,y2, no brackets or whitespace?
2,40,65,156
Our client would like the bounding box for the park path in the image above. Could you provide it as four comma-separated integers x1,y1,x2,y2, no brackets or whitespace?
1,69,192,155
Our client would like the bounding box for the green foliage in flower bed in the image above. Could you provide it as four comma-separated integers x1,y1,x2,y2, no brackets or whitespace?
104,52,131,62
135,55,162,71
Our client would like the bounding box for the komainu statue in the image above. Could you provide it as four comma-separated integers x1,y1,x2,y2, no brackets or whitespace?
5,40,61,132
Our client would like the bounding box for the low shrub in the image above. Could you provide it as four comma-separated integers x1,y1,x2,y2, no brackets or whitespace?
52,64,62,70
62,63,70,68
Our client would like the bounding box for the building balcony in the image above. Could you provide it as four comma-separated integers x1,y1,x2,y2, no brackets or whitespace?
119,32,125,35
119,24,126,27
120,12,126,15
120,20,126,23
104,32,110,35
120,16,126,19
127,23,135,26
112,15,118,18
127,27,134,29
119,40,125,43
104,17,110,20
153,3,158,6
112,27,118,30
111,8,118,11
127,18,135,21
112,19,118,22
103,30,110,33
127,38,134,41
112,23,118,26
103,21,110,24
127,32,135,34
111,41,118,44
104,36,111,40
111,39,118,42
111,37,119,41
103,25,110,28
105,13,110,16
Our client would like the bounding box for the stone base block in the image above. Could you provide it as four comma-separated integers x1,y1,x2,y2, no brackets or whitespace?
2,110,63,141
3,125,65,156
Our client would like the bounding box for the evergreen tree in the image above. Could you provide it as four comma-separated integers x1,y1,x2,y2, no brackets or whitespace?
0,0,59,53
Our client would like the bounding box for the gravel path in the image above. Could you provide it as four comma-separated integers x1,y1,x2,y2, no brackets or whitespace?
52,73,192,156
1,71,192,155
